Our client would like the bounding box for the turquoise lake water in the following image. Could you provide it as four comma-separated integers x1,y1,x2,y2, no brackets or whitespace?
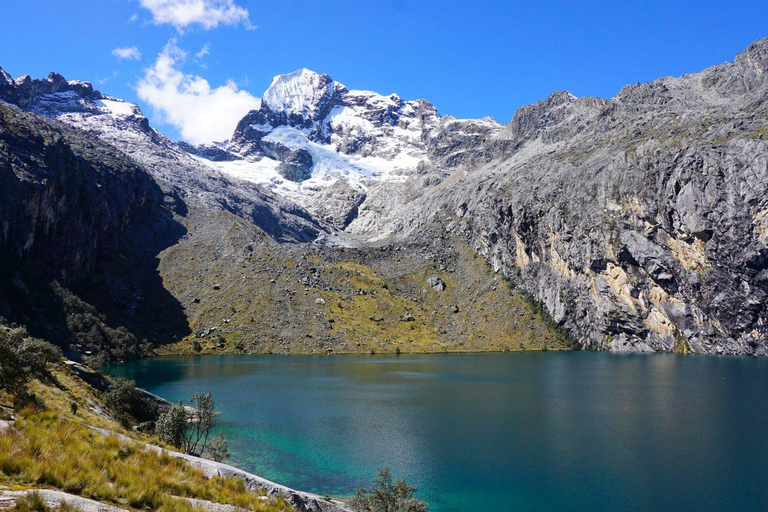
107,352,768,511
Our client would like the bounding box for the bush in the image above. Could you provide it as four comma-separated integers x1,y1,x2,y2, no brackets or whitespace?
0,330,62,398
186,392,215,455
103,378,158,424
351,467,428,512
156,402,187,449
205,433,230,462
54,283,143,364
11,491,50,512
156,393,226,459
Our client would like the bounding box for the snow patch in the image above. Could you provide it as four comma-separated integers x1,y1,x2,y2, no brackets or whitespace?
326,105,375,133
95,99,139,117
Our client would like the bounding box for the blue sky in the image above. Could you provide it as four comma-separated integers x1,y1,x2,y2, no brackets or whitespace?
2,1,767,143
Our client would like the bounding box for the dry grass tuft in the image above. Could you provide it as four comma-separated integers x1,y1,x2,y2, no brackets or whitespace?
0,410,290,511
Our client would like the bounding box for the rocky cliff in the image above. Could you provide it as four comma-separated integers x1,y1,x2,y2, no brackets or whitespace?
443,38,768,354
0,103,165,282
0,100,196,361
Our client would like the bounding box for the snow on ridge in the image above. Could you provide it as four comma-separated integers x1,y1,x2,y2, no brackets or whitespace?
95,98,140,117
262,69,335,118
263,126,411,180
325,105,375,133
199,123,414,198
67,79,92,88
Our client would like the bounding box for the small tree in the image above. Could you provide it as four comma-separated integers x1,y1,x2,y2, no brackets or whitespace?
0,335,30,397
16,338,63,378
0,332,61,398
155,392,222,457
155,402,187,448
351,467,428,512
186,392,215,455
103,378,158,424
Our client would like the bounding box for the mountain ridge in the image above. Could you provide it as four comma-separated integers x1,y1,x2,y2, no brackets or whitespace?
1,36,767,357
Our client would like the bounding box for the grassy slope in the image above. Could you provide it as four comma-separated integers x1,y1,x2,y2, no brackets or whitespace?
155,209,568,356
0,367,291,512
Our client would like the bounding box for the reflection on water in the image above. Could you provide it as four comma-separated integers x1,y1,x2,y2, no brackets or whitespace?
108,352,768,512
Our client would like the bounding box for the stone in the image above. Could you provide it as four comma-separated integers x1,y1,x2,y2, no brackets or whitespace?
427,277,446,291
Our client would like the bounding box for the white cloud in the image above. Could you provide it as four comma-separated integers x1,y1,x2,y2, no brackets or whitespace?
128,13,139,22
136,40,261,144
195,44,210,59
112,46,142,61
139,0,254,32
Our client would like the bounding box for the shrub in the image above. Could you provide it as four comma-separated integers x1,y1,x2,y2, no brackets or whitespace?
351,467,428,512
155,392,226,459
54,283,143,364
103,378,158,424
0,330,61,398
155,402,187,449
11,491,50,512
186,392,215,455
205,433,230,462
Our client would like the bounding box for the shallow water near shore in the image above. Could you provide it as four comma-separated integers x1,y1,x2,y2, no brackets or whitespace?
107,352,768,511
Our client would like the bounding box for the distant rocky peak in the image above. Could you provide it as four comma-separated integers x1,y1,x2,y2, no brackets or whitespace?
737,36,768,76
46,71,67,84
0,67,13,85
262,69,338,121
510,90,579,140
0,67,102,111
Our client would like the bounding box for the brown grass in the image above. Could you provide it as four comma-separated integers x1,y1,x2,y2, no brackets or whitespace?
0,409,290,512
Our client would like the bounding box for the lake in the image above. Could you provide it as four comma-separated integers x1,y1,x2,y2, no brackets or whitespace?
107,352,768,511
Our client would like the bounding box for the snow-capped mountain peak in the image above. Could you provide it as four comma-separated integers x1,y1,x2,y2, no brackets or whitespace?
262,69,337,121
0,65,501,232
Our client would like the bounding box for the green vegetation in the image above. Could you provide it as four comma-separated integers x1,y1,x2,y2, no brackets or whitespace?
205,433,231,462
103,377,158,426
9,491,81,512
155,402,188,449
54,284,147,367
0,328,61,399
351,467,428,512
158,216,569,357
156,392,224,457
11,492,49,512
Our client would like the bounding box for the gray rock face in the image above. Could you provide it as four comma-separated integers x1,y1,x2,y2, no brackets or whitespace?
260,139,314,181
0,103,166,283
436,37,768,355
